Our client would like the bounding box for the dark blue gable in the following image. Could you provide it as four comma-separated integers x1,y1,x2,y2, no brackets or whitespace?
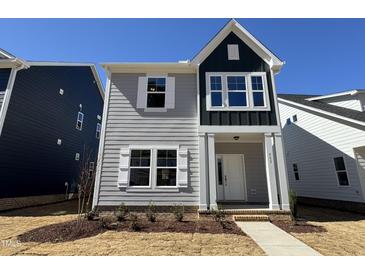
0,65,103,198
199,32,277,126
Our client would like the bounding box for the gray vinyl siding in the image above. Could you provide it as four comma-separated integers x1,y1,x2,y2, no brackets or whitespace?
215,143,269,203
97,73,200,206
279,101,365,203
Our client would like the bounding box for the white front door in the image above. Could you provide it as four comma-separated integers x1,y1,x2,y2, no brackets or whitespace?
216,154,247,201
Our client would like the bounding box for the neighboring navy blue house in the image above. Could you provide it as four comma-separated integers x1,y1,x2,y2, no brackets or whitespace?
0,49,104,210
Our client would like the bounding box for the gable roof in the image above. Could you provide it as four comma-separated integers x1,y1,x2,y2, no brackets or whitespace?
191,19,284,72
278,93,365,126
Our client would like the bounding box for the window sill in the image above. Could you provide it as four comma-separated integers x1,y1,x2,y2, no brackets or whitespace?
125,187,180,193
206,107,271,112
144,108,168,113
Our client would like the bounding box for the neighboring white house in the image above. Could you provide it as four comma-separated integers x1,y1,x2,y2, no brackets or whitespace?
92,19,290,211
278,91,365,210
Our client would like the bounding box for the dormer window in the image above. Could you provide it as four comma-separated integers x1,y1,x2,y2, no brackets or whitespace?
206,72,270,111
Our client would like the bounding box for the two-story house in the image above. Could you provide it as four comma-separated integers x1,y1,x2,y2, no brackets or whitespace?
93,19,290,211
0,48,104,211
278,91,365,212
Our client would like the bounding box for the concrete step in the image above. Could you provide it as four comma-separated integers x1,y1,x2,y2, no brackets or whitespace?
233,214,270,222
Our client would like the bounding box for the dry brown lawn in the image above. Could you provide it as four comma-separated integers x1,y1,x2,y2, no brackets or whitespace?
0,201,264,256
289,205,365,256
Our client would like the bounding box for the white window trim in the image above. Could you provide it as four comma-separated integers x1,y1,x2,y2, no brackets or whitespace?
145,75,168,112
126,145,180,191
333,156,351,187
128,148,153,189
250,72,270,109
76,111,84,131
226,74,249,109
206,72,271,111
155,149,178,189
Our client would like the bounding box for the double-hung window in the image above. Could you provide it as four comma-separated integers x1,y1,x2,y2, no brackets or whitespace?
147,77,166,108
210,76,223,107
251,75,265,107
206,72,269,111
227,76,247,107
333,156,350,186
118,147,187,190
76,111,84,131
156,150,177,187
129,150,151,187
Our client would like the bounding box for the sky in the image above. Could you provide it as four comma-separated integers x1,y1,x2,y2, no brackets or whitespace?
0,18,365,95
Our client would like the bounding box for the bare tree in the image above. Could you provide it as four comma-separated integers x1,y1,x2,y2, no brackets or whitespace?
76,145,96,232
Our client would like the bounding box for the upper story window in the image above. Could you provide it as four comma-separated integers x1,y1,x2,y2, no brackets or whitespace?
227,44,240,60
251,76,265,106
136,76,175,111
96,123,101,139
206,72,270,111
227,76,247,107
210,76,223,107
147,77,166,108
76,111,84,131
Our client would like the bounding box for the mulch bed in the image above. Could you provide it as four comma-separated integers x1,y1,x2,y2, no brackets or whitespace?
272,220,327,234
18,216,244,243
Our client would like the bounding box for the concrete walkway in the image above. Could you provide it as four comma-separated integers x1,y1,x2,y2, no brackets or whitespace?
236,222,321,256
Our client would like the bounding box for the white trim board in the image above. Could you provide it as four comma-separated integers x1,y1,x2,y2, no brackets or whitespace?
199,125,281,134
92,70,112,208
278,97,365,127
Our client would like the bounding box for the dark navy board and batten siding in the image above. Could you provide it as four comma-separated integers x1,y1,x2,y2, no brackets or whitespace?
0,68,11,109
199,32,277,126
0,66,103,198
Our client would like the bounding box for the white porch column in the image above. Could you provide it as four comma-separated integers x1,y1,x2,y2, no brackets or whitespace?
274,133,290,210
207,133,217,209
198,133,209,210
264,133,280,210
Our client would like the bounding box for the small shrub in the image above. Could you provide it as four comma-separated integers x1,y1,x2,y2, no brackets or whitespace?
86,209,99,221
211,207,227,228
115,202,129,221
101,215,118,230
289,189,298,221
173,204,184,222
146,201,157,222
130,214,141,231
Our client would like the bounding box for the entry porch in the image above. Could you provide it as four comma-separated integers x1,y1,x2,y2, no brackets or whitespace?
198,129,290,211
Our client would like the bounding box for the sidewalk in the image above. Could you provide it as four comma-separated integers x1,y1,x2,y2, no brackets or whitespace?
236,222,321,256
